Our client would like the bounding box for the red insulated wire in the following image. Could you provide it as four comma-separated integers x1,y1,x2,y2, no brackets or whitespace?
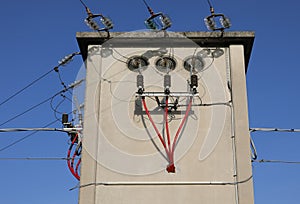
67,134,80,180
142,97,170,157
71,149,81,179
170,97,193,163
142,96,193,173
71,150,77,171
75,158,81,178
165,96,171,155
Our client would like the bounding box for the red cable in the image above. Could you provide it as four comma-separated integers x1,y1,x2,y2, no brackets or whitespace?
170,97,193,162
71,149,81,179
165,97,171,153
142,97,170,157
142,96,193,173
67,134,80,180
165,97,193,173
75,158,81,178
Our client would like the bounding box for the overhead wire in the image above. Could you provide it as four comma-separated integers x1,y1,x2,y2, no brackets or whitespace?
0,79,84,127
0,51,80,108
250,127,300,162
0,69,53,107
0,157,75,161
0,119,58,153
253,159,300,164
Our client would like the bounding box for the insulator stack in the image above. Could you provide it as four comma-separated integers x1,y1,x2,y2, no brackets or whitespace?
204,17,215,31
145,19,158,30
101,16,114,30
58,54,74,66
161,15,172,30
220,16,231,29
85,18,100,31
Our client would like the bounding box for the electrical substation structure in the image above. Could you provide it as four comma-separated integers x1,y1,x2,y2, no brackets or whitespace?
76,31,255,204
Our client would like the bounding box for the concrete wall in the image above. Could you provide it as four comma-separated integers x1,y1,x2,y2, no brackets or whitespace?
78,32,254,204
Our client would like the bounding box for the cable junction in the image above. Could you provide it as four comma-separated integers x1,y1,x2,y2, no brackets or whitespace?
137,73,197,173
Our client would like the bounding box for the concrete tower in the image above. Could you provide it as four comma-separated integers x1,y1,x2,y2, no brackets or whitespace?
76,31,255,204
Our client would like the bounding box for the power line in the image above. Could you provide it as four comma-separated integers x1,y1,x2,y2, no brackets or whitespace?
0,79,84,127
0,51,80,108
253,159,300,165
0,157,73,161
250,127,300,133
0,119,58,153
0,127,82,133
0,69,53,107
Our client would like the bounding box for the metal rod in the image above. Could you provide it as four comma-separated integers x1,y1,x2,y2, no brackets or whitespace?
137,92,198,97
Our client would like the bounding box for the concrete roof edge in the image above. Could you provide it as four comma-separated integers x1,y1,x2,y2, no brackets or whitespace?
76,31,255,72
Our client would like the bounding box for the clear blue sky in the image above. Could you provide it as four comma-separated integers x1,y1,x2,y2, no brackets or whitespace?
1,0,300,203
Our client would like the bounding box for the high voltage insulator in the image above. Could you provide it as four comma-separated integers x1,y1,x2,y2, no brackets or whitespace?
143,0,172,31
204,0,231,31
101,16,114,30
80,0,114,32
58,52,80,66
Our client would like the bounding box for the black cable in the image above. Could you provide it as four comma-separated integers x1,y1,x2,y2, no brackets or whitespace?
0,81,81,127
50,93,67,122
207,0,213,8
0,52,80,109
0,69,53,107
0,157,73,161
0,119,58,153
0,96,55,127
253,159,300,164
